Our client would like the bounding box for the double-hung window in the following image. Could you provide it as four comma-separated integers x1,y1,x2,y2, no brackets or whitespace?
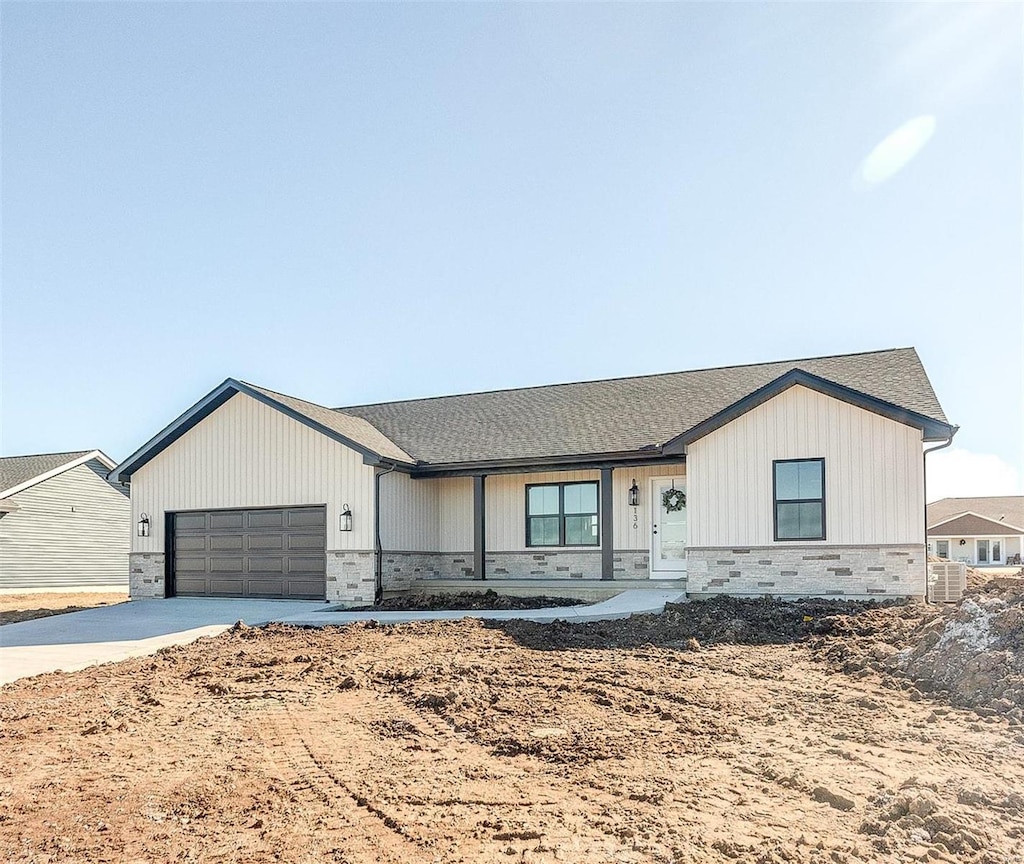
773,458,825,541
526,481,599,547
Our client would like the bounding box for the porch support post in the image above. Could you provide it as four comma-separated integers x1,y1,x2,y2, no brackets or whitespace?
473,474,486,580
601,467,613,581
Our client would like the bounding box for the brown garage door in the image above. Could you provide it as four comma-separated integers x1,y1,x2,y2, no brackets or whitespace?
172,506,326,599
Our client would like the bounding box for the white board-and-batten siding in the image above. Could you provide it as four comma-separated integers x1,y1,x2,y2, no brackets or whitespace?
687,384,924,547
130,392,376,552
0,461,130,591
380,465,685,556
471,465,683,553
378,475,475,553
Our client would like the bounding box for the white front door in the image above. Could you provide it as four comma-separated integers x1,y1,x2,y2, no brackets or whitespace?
651,476,687,578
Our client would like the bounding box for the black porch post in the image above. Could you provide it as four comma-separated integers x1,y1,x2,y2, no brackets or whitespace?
601,467,613,580
473,474,486,580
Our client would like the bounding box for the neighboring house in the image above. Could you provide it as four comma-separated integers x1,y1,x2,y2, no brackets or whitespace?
112,347,955,605
927,496,1024,566
0,450,130,592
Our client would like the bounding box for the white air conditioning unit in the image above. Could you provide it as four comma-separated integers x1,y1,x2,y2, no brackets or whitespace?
927,561,966,603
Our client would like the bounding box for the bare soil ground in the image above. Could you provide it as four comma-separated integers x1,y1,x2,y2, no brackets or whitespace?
2,581,1023,864
0,591,128,626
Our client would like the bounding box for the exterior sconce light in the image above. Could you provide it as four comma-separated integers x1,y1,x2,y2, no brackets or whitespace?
137,513,150,537
339,505,353,532
628,479,639,507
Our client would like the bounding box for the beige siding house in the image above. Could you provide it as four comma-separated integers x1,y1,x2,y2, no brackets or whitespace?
113,347,955,605
926,496,1024,566
0,451,130,592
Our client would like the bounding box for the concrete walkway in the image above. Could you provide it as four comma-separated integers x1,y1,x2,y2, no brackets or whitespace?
0,590,685,686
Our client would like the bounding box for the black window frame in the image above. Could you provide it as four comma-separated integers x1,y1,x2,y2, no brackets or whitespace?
525,480,600,548
772,458,826,541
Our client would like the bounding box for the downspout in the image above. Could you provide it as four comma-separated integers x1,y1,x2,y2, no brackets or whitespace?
374,461,397,603
922,426,958,601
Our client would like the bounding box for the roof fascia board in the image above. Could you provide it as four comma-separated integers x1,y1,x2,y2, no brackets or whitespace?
113,380,414,483
0,450,114,498
663,369,955,454
411,451,684,478
927,511,1024,534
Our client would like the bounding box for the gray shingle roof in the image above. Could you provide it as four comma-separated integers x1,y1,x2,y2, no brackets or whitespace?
0,451,95,495
243,383,415,464
338,348,949,465
928,496,1024,531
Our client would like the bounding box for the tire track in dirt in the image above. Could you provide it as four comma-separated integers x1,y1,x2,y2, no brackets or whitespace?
261,700,424,864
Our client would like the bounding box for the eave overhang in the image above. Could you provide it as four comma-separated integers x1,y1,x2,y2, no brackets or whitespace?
661,368,956,455
112,379,416,483
409,448,683,478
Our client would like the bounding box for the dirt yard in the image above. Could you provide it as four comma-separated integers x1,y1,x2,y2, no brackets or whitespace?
2,584,1022,863
0,591,128,625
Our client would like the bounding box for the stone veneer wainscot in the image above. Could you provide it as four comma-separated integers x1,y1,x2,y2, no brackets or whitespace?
128,552,166,598
686,544,926,598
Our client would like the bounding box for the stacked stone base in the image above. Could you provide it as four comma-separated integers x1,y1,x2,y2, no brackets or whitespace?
686,544,926,598
326,550,375,605
129,553,166,598
379,549,655,588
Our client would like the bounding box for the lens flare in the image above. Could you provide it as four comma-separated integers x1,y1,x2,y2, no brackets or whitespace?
858,115,937,186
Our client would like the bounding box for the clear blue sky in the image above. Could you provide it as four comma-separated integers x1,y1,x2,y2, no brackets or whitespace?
2,2,1021,496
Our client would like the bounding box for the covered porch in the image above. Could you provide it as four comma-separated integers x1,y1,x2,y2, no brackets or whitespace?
376,462,690,595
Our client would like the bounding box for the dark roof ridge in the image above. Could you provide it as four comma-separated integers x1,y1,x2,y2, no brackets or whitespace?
334,346,918,411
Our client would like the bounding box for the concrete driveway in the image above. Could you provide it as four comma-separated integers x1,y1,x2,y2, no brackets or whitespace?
0,590,687,686
0,598,327,685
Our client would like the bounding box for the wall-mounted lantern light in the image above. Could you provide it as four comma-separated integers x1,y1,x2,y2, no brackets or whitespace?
628,479,639,508
339,505,353,532
137,513,150,537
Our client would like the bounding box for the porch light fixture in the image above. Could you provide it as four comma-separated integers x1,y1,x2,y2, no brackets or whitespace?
339,505,353,532
137,513,150,537
628,479,639,507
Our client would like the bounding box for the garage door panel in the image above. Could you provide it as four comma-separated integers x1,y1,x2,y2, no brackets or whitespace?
288,533,324,550
288,509,326,528
287,556,326,574
210,511,244,529
248,534,283,550
247,580,286,596
175,536,207,552
172,506,326,599
247,510,284,529
175,513,206,531
249,556,285,573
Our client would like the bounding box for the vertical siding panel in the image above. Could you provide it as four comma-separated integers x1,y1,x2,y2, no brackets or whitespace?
688,385,924,548
0,463,130,590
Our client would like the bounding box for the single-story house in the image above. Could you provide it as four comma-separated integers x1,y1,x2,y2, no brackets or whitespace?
927,496,1024,566
112,347,955,605
0,450,130,592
